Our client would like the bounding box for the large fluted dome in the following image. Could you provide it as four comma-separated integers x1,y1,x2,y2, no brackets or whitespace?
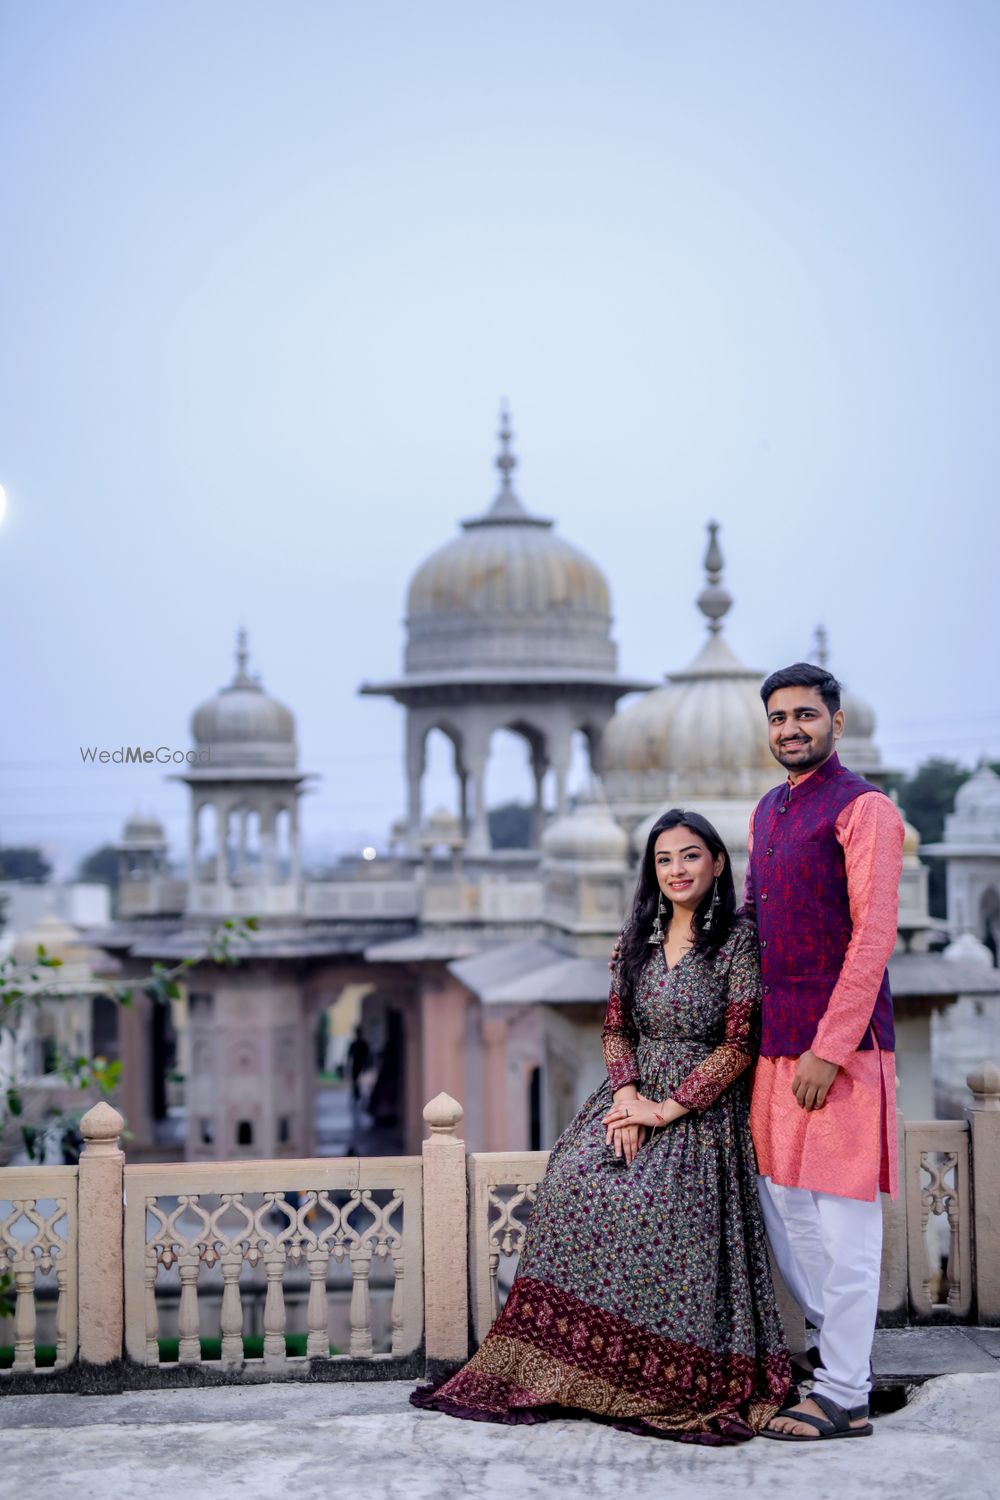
404,410,615,676
191,631,298,768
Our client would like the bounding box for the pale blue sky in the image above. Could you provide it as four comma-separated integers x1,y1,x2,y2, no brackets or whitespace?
2,0,998,872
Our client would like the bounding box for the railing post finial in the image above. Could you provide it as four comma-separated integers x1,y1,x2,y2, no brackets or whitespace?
423,1092,464,1138
80,1100,126,1156
967,1061,1000,1111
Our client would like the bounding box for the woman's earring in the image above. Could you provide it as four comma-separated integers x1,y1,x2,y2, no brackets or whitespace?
702,877,719,931
649,891,667,944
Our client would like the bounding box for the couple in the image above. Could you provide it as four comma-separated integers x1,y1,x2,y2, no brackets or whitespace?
411,662,904,1445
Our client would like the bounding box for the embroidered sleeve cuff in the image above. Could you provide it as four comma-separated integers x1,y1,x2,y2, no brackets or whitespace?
606,1061,642,1092
671,1046,752,1112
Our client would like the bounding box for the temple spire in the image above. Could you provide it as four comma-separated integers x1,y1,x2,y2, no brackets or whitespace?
812,623,829,668
233,626,259,687
696,521,733,635
495,400,517,494
463,402,551,529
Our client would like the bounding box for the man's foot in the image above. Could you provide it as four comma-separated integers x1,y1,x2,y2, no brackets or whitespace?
763,1394,871,1440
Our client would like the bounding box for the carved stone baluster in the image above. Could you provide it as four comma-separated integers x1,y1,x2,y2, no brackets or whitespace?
349,1243,374,1357
12,1266,37,1373
262,1251,287,1366
54,1264,68,1369
389,1250,405,1356
177,1254,202,1363
944,1158,962,1313
306,1249,330,1359
488,1248,501,1324
144,1252,160,1364
918,1152,935,1306
219,1256,244,1368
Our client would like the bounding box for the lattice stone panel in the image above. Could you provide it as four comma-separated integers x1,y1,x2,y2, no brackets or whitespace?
468,1151,550,1345
904,1120,972,1322
123,1157,422,1372
0,1166,78,1376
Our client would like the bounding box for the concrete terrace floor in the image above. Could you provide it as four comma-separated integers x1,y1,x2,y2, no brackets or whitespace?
5,1359,998,1500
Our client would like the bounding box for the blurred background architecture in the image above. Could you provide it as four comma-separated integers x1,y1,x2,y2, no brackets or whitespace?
3,413,994,1166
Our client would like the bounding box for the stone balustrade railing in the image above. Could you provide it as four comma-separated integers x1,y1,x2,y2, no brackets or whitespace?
2,1065,999,1389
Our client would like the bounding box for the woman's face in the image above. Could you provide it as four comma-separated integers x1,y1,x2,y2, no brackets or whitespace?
652,826,725,913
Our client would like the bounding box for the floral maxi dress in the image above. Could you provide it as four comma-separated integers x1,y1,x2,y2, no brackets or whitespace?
410,918,791,1444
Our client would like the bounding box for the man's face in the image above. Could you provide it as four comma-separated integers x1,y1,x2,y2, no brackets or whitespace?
765,685,844,773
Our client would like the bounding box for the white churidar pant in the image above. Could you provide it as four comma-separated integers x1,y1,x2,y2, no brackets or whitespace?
757,1175,882,1410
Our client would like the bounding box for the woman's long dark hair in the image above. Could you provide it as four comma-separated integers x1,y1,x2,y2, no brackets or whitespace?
618,808,738,1005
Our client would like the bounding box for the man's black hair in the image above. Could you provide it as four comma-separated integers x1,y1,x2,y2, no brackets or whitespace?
760,661,842,715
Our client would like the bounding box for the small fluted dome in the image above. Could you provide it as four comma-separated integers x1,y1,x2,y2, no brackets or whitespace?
630,799,755,866
542,795,629,864
120,811,167,848
953,762,1000,820
404,409,615,676
901,814,921,862
191,630,297,768
421,807,465,849
13,912,86,968
602,525,774,802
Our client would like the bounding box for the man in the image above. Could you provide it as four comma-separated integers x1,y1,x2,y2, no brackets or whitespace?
746,662,903,1441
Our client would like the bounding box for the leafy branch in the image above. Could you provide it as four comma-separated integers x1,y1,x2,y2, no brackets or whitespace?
0,915,259,1319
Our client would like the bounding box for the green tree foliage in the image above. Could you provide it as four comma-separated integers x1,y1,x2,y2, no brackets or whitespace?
0,916,260,1318
0,846,52,882
488,801,533,849
890,758,972,846
886,758,1000,919
76,844,120,888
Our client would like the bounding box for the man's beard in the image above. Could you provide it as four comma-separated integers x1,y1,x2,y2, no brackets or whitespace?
773,725,836,771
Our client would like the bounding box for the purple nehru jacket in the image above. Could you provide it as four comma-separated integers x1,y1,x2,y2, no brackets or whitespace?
749,752,895,1059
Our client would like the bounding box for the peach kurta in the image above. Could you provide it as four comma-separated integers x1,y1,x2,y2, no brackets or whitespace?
746,782,904,1201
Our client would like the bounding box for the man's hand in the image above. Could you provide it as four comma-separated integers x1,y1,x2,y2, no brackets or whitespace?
791,1051,839,1111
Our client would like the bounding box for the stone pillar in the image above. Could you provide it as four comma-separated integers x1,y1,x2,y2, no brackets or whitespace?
117,988,155,1154
188,807,199,884
260,802,276,884
78,1101,125,1364
531,751,548,850
967,1061,1000,1324
458,770,469,840
290,800,301,889
421,1093,469,1373
406,715,426,851
420,974,470,1106
553,764,569,818
215,800,228,894
237,807,248,879
466,754,491,857
482,1015,510,1152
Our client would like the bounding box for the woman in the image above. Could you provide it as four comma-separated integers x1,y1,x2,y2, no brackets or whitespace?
411,809,791,1444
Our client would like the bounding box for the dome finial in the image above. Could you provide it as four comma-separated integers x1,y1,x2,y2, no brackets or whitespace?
233,626,258,687
495,399,517,494
696,520,733,635
813,623,829,668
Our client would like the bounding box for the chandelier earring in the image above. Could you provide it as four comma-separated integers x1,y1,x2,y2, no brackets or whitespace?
702,876,720,932
648,891,667,944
